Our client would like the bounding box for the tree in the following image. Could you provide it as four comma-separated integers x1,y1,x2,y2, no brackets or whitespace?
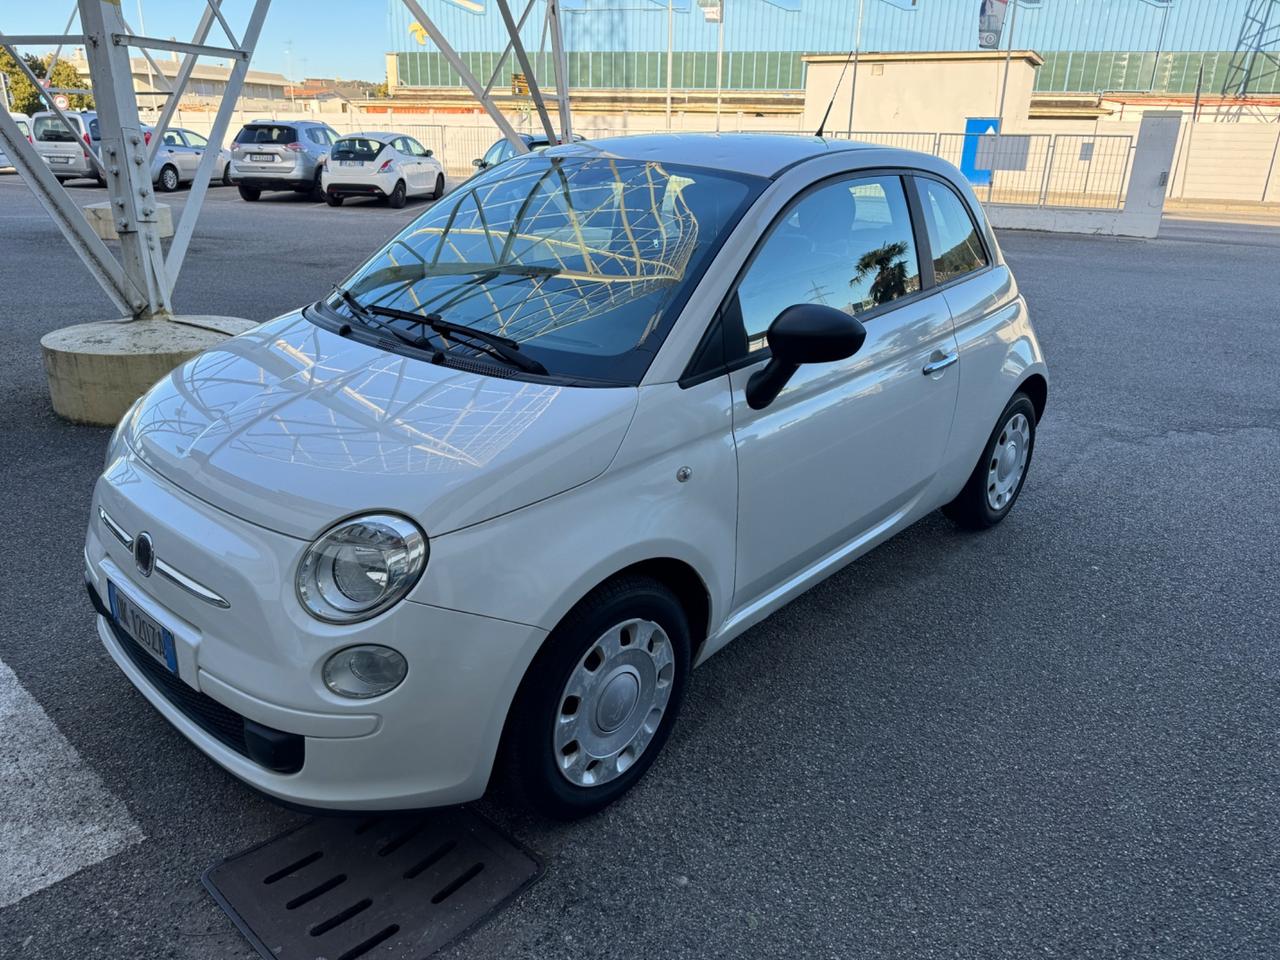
0,50,93,115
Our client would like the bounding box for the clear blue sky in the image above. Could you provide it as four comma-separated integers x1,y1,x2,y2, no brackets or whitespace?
6,1,389,82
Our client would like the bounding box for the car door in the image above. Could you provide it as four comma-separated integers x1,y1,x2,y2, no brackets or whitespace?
179,129,213,178
725,172,961,609
158,129,190,179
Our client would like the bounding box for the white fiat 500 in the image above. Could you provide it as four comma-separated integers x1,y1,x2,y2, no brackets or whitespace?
86,135,1047,819
320,131,445,208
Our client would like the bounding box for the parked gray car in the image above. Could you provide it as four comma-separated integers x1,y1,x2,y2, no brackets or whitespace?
228,120,337,201
152,127,232,192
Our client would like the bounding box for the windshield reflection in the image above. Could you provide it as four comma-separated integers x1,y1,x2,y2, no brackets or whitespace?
338,153,762,383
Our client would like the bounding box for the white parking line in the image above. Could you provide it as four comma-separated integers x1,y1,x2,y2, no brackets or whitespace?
0,657,144,908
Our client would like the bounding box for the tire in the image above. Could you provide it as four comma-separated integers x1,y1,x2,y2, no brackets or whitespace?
221,164,232,187
94,170,106,188
238,184,261,202
157,164,180,193
498,575,691,820
325,193,343,207
310,171,325,201
387,179,407,209
430,173,444,200
942,391,1037,530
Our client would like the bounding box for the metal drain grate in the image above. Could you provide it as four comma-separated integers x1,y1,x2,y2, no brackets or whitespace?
204,808,543,960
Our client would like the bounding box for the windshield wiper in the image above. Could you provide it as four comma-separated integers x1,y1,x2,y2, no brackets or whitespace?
364,303,549,376
333,286,434,352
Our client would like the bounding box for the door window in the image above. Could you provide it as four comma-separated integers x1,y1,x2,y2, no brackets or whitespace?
404,138,429,157
482,139,512,167
915,177,988,284
183,130,208,147
734,174,922,354
162,130,184,146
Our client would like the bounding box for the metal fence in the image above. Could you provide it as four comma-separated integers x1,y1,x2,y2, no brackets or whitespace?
177,112,1138,209
828,130,1136,210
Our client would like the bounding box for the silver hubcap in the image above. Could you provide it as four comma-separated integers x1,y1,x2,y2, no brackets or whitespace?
987,411,1031,511
554,618,674,788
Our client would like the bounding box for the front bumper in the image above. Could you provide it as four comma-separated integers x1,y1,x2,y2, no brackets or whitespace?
86,453,547,810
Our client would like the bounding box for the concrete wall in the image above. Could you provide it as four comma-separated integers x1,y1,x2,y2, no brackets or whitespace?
802,52,1042,134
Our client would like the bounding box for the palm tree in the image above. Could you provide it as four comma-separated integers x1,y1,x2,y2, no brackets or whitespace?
851,240,909,307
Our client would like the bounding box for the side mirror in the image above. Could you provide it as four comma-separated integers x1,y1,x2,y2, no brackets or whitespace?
424,149,434,157
745,303,867,410
472,158,484,168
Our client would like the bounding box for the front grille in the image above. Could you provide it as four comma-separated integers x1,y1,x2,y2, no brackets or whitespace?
106,616,304,774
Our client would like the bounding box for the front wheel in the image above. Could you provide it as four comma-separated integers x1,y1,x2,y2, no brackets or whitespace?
942,392,1037,530
325,192,343,207
237,184,260,202
221,163,232,186
430,173,444,200
387,179,407,209
499,575,691,819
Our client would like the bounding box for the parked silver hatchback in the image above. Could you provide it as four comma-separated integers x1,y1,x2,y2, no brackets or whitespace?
228,120,337,201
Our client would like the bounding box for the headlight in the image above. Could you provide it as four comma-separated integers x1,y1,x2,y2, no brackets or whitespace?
323,645,408,698
105,398,141,469
296,514,427,623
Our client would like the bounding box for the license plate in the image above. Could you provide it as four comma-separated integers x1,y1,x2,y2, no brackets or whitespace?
48,156,71,164
108,581,178,673
339,160,363,167
249,153,274,162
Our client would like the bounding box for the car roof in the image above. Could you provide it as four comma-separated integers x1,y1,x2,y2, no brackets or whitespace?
344,131,405,141
546,133,877,178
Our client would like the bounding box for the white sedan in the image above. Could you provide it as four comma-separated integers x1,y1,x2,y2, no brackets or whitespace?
86,134,1048,819
320,131,444,208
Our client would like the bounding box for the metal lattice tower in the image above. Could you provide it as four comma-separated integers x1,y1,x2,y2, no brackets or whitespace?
1222,0,1280,100
0,1,272,320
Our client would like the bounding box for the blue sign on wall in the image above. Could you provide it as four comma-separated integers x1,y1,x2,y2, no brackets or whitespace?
960,116,1001,186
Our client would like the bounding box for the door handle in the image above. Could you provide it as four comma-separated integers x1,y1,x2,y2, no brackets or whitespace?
922,352,958,375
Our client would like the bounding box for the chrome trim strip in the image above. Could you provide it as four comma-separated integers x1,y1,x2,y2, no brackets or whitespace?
99,506,230,609
154,558,231,609
98,507,133,549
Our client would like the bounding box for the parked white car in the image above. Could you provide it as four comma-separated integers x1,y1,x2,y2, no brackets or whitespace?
86,135,1048,819
0,112,32,170
320,131,445,208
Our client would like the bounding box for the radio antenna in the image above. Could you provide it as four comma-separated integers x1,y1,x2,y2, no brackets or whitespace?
815,50,856,138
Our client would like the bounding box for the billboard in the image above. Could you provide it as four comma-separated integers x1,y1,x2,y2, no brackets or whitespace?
978,0,1009,49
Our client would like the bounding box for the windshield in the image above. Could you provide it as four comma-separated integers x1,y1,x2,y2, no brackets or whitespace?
333,153,764,384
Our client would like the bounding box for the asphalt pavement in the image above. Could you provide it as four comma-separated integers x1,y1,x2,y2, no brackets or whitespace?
1,172,1277,959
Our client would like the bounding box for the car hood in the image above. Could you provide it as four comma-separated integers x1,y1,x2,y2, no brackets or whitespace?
125,312,638,540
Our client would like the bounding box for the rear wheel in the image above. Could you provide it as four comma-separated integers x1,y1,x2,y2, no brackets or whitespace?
221,163,232,186
237,184,260,202
942,392,1037,530
499,575,691,820
325,192,343,207
157,164,180,193
430,173,444,200
387,179,407,209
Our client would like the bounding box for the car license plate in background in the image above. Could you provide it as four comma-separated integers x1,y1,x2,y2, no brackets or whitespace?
108,581,178,673
250,153,273,162
48,156,71,164
339,160,363,167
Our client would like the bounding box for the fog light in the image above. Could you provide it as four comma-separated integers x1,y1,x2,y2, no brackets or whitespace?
323,645,408,699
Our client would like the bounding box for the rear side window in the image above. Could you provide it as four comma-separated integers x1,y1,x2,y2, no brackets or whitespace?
916,178,988,284
234,124,297,145
305,127,330,145
331,138,384,161
34,116,79,142
15,120,31,138
88,118,100,140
